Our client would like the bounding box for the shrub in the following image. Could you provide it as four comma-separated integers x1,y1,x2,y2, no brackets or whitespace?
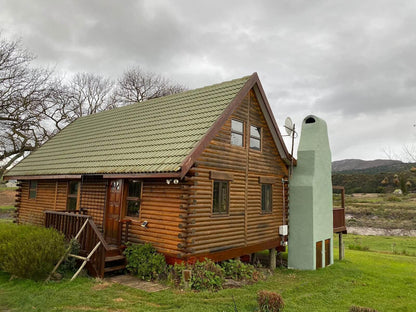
0,223,66,281
58,238,81,274
191,258,225,291
349,305,378,312
222,259,257,281
124,243,167,280
257,290,284,312
172,258,225,291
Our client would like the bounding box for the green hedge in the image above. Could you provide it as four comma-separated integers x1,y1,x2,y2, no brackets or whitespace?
0,223,66,280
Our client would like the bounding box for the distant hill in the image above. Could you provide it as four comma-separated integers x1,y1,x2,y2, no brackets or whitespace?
332,159,404,173
332,159,416,194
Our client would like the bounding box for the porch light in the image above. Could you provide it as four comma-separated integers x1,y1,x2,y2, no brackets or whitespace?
141,221,148,228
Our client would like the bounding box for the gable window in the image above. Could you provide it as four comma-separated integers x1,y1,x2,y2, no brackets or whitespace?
126,180,142,218
261,184,272,213
231,119,244,147
29,180,37,199
67,181,80,211
250,125,261,150
212,180,229,214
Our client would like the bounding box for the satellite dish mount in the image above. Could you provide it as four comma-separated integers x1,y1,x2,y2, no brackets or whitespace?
284,117,297,176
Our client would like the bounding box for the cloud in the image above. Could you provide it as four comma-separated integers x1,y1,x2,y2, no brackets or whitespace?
1,0,415,160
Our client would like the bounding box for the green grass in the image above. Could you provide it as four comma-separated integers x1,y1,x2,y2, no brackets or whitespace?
335,234,416,256
0,205,14,211
1,244,415,311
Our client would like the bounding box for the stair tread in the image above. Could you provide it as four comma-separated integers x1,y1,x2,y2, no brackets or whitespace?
104,264,126,273
105,255,126,262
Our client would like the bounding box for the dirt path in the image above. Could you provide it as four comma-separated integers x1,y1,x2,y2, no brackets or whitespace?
0,189,16,206
347,226,416,237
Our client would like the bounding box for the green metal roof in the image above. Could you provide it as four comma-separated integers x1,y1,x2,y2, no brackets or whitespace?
6,75,252,177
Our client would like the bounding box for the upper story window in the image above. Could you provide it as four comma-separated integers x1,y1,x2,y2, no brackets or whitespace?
250,125,261,150
29,180,37,199
67,181,80,211
126,180,142,218
212,180,229,215
231,119,244,147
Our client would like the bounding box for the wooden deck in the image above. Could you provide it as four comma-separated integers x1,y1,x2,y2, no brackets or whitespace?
45,211,126,278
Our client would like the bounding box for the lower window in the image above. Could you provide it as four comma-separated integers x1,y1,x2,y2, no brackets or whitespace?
261,184,272,213
67,181,80,211
212,180,229,214
126,180,142,217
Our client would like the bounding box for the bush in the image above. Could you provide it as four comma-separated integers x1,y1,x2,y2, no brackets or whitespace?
257,290,284,312
58,238,80,274
172,258,225,291
222,259,257,281
124,243,167,280
0,223,66,281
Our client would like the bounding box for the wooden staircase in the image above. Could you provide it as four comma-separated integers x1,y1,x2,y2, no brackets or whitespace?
104,245,127,275
45,211,128,278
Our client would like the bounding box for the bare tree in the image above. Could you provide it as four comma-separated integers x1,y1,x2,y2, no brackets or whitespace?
113,66,186,106
0,37,54,179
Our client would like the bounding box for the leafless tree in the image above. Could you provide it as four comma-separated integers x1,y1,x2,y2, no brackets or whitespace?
113,66,186,106
0,37,54,179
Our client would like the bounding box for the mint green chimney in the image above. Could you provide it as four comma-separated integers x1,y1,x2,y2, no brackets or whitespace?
288,115,333,270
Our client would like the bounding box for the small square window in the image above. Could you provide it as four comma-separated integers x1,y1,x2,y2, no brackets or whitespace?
231,119,244,147
261,184,272,213
29,180,37,199
250,125,261,150
212,180,229,214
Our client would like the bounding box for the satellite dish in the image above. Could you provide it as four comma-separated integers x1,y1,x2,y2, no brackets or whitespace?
284,117,294,136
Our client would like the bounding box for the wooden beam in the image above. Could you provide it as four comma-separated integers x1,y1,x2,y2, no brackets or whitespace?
209,171,234,181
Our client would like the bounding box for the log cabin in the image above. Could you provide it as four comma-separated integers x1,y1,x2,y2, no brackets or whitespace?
4,73,294,277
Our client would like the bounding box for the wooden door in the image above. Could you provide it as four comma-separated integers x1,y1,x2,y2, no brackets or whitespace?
316,241,322,269
325,239,331,267
105,179,123,245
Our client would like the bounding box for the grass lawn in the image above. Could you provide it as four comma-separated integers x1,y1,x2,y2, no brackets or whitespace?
1,245,415,312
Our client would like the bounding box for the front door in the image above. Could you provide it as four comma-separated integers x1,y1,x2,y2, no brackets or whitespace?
105,179,123,245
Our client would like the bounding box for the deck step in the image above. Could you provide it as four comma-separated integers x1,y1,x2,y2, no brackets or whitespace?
104,264,127,273
105,255,126,262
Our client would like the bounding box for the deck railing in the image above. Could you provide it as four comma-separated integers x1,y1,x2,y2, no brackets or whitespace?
45,211,110,277
333,186,347,233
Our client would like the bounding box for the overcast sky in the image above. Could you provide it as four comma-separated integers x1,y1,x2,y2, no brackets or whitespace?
1,0,415,161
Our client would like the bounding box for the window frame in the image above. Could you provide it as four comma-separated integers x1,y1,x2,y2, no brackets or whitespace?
67,181,80,211
212,180,230,216
125,179,143,219
250,125,262,151
231,119,245,147
29,180,38,199
261,183,272,213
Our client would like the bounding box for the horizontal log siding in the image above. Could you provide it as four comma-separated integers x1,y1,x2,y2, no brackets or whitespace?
188,90,288,257
125,180,188,259
17,180,67,225
79,180,106,230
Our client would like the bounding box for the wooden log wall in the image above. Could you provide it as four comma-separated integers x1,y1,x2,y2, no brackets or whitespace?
125,180,189,260
79,179,106,230
17,180,68,225
185,90,289,259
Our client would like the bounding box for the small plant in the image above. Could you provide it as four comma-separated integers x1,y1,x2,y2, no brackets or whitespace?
222,259,256,281
172,258,225,291
257,290,284,312
124,243,167,281
349,305,378,312
0,223,66,281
